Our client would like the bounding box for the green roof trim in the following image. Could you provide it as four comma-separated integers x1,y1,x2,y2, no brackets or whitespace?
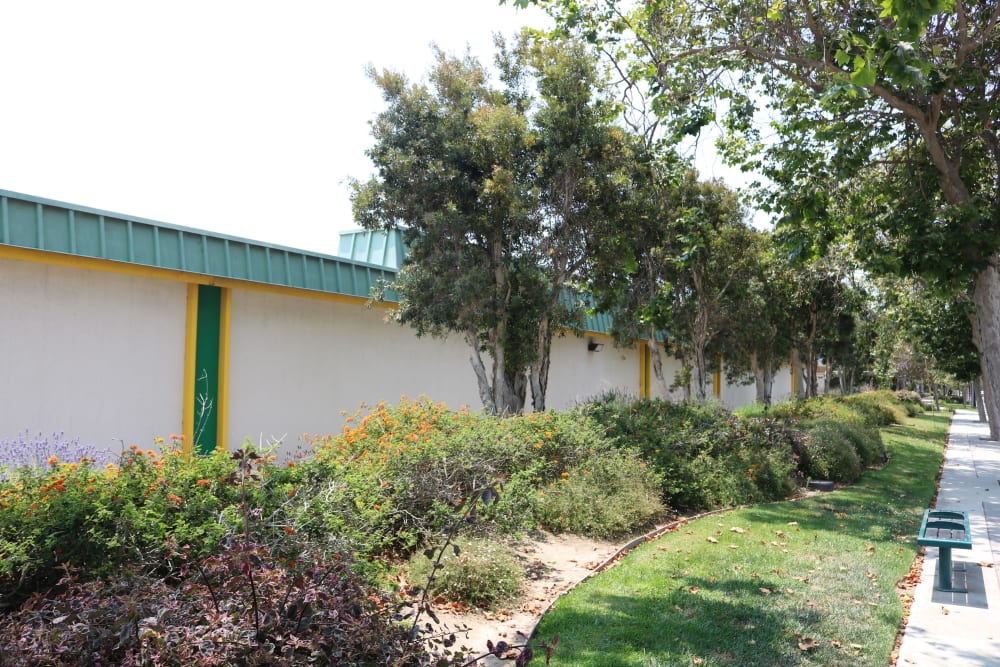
0,190,614,337
0,190,397,301
337,229,407,270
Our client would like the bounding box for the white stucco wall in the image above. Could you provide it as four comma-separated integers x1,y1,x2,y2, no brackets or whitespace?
720,374,758,410
0,259,187,451
226,290,482,453
647,347,687,402
545,335,640,409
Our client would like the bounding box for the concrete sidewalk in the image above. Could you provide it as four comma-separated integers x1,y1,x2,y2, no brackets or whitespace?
896,409,1000,666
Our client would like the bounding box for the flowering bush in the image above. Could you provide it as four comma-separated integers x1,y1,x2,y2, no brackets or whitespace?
284,398,664,564
0,430,116,480
0,438,299,606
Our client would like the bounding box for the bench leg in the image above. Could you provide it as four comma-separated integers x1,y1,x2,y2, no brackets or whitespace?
937,546,954,591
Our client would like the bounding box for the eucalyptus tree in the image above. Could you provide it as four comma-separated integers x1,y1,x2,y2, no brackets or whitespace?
585,143,690,397
724,234,796,406
787,255,861,398
510,0,1000,435
352,34,629,414
668,177,760,403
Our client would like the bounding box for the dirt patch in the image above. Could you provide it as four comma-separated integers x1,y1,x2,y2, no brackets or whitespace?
425,531,621,661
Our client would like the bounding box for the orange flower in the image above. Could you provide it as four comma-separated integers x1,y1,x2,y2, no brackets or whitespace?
166,493,183,506
46,455,58,466
195,479,211,487
283,526,296,535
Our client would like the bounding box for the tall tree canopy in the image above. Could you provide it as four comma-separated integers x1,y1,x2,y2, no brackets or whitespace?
512,0,1000,433
352,34,629,414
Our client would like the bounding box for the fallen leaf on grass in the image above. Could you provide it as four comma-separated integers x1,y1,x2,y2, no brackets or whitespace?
787,521,798,526
797,637,818,651
707,537,719,543
759,587,773,595
730,526,746,534
850,644,863,650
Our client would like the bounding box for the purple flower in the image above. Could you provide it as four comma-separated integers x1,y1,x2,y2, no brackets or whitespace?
0,430,117,480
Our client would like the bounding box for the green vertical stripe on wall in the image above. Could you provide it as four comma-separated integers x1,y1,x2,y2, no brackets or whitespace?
193,284,221,454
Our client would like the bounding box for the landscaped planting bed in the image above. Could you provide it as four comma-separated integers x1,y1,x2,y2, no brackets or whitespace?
0,391,925,664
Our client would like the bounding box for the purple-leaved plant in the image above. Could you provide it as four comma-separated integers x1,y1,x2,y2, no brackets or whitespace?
0,429,117,480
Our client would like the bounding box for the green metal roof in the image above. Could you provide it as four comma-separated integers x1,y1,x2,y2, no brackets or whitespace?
337,229,407,270
0,190,397,301
0,189,615,337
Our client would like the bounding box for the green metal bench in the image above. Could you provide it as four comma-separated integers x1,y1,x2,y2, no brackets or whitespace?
917,509,972,592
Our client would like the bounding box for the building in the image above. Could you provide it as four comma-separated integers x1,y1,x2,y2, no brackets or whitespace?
0,190,791,456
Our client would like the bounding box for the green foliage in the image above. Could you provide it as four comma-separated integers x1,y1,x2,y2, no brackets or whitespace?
800,419,867,482
291,398,663,553
0,440,297,604
534,449,665,538
353,31,632,414
408,537,523,610
0,463,417,667
584,395,798,511
835,391,908,426
533,411,950,666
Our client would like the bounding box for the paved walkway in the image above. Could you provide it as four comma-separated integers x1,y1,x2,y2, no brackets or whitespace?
896,409,1000,666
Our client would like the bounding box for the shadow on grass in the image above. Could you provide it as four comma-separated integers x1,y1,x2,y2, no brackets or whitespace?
536,578,825,666
534,413,950,666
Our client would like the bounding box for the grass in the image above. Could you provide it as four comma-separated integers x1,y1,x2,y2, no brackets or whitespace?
533,411,950,666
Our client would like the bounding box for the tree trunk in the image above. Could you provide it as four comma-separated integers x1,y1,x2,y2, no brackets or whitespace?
467,329,495,412
648,331,671,397
972,263,1000,439
790,347,807,399
693,341,709,404
975,377,988,423
750,351,774,406
529,316,553,413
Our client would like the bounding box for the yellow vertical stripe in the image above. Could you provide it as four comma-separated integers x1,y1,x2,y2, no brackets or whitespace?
639,342,651,399
216,288,232,451
713,355,722,398
790,352,797,396
182,284,199,456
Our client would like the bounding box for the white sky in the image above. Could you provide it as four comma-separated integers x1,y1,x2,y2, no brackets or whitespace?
1,0,752,256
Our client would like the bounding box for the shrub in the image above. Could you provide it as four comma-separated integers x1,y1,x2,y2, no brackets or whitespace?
835,391,908,426
291,398,660,560
534,449,665,538
583,396,798,511
0,551,416,666
799,419,863,482
0,440,299,606
407,537,523,610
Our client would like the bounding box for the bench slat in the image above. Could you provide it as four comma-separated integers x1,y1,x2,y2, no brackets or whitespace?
917,509,972,549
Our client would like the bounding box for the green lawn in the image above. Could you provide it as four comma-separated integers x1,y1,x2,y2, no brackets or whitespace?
533,412,949,666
